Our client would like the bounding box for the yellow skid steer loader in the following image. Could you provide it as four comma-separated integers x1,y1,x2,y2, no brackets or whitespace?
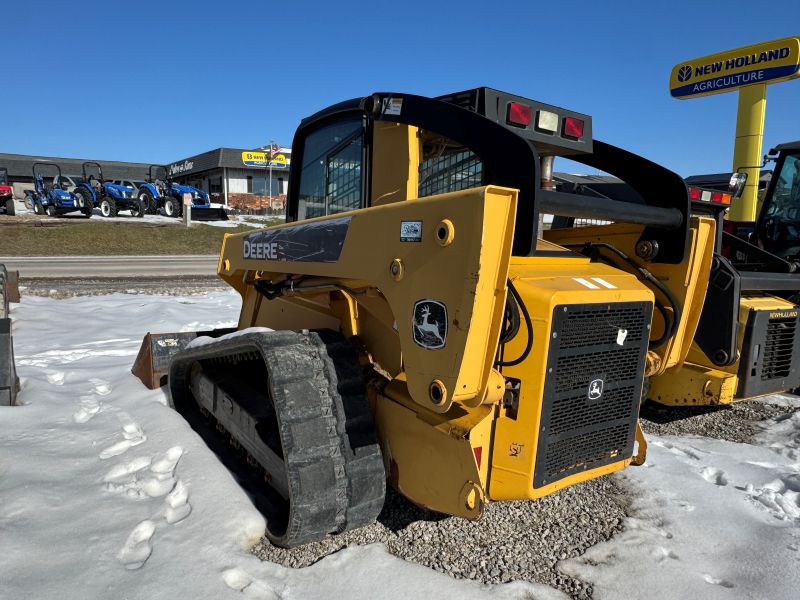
133,88,712,547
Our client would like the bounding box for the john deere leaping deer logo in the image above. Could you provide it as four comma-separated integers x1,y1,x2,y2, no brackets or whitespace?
412,300,447,349
588,378,604,400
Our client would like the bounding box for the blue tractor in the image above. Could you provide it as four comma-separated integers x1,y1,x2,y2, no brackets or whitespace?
24,162,91,218
137,165,227,220
73,162,145,218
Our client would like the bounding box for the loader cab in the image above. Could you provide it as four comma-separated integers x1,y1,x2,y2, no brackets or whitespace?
287,88,689,263
754,144,800,258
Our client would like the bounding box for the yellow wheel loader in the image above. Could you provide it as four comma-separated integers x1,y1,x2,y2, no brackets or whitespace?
644,147,800,407
133,88,710,547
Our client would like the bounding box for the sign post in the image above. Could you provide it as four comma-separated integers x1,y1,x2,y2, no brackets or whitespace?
183,192,192,227
670,37,800,221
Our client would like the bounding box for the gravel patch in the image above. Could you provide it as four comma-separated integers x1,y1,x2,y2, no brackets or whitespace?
640,397,798,443
253,395,800,598
253,476,629,599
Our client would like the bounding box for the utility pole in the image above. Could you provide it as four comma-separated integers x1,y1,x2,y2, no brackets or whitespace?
268,139,275,203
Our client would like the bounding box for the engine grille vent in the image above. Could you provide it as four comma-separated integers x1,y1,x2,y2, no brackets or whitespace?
534,301,652,488
761,317,796,380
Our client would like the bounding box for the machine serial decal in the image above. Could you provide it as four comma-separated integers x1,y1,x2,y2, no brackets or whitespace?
243,216,351,263
400,220,422,242
412,299,447,350
588,378,604,400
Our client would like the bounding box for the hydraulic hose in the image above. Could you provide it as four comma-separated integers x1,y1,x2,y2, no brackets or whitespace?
496,279,534,368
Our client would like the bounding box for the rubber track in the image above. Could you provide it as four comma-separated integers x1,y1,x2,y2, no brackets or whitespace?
168,329,385,547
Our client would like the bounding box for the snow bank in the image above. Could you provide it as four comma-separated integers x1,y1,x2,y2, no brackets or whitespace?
560,427,800,599
1,292,561,600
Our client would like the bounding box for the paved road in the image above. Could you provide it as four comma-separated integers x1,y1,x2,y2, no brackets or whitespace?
0,255,219,278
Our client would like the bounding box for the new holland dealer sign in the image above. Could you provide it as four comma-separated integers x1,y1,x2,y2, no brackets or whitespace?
670,37,800,99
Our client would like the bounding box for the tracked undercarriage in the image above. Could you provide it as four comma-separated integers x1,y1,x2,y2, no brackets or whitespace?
168,329,385,547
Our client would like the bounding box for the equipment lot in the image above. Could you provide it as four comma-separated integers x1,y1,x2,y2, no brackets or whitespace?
0,202,284,257
1,287,798,600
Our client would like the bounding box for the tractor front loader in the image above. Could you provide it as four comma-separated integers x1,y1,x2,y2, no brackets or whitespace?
133,88,707,548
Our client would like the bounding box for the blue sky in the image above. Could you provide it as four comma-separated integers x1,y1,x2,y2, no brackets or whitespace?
2,0,798,176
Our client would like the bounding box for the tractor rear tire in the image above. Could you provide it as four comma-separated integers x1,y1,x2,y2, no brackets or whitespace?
140,190,157,215
130,199,146,218
100,199,117,218
46,205,57,217
75,187,93,211
164,198,181,218
5,199,15,216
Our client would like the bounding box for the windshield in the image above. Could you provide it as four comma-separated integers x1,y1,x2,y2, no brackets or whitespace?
766,152,800,221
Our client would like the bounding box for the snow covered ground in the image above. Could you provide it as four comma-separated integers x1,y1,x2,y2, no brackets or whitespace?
2,290,799,599
0,292,559,600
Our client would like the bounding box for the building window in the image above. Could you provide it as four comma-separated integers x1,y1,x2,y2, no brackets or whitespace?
247,175,253,194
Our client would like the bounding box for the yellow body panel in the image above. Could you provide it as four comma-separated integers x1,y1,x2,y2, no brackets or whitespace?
489,258,654,501
220,185,517,414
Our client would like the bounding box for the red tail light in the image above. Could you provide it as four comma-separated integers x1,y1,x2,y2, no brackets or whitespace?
711,192,732,204
507,102,532,127
562,116,585,139
689,187,702,200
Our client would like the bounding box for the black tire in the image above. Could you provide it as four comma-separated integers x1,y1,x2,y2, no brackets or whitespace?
130,199,146,218
168,330,386,548
46,205,57,217
139,189,157,214
164,198,181,218
23,195,32,210
5,198,15,216
75,187,93,210
100,199,117,218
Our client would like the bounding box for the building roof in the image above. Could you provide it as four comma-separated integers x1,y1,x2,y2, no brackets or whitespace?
0,146,295,181
166,148,293,178
0,152,151,180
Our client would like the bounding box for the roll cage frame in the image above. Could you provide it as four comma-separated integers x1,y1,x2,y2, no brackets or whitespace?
286,91,690,263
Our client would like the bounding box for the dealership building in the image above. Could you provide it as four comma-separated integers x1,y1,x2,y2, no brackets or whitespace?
0,146,291,211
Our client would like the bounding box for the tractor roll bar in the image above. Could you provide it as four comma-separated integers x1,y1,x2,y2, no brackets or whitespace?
32,161,63,177
82,161,104,181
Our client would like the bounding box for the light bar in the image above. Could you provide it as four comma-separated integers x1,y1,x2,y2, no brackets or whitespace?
688,186,732,205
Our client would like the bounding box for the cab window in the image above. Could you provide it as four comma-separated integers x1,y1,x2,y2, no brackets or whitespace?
768,154,800,221
297,117,364,220
418,130,483,197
